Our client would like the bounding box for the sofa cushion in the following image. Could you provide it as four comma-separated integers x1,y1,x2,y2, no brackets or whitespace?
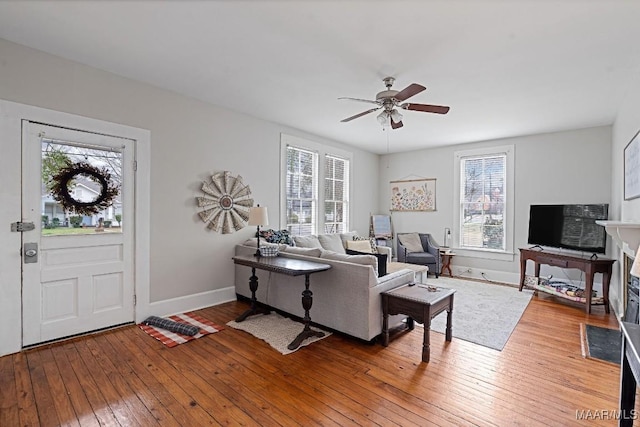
345,239,374,253
339,231,358,246
346,249,388,277
281,246,322,257
398,233,424,253
320,251,377,271
406,252,437,264
293,235,323,249
317,234,346,253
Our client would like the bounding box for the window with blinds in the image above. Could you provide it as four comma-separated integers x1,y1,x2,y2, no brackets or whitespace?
285,146,318,236
324,155,349,234
460,154,506,250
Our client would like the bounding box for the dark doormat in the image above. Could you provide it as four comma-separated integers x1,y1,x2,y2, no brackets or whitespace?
580,323,621,365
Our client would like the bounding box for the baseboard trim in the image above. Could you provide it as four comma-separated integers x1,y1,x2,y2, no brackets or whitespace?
138,286,236,321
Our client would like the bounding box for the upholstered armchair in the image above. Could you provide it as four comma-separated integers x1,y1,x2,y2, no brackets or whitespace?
396,233,442,278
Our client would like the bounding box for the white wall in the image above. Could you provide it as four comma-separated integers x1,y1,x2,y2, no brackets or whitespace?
0,39,379,307
379,126,612,283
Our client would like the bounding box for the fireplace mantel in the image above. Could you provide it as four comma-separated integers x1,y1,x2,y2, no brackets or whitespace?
596,221,640,257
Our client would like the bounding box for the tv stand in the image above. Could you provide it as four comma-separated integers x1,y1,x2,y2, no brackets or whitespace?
518,248,615,314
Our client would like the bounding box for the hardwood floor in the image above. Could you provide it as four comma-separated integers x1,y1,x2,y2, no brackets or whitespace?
0,292,623,426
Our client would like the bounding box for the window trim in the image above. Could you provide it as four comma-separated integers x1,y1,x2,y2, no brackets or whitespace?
453,144,515,261
280,134,352,235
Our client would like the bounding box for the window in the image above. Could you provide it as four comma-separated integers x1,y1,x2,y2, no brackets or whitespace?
281,134,351,236
285,146,317,236
324,155,349,234
454,145,514,259
460,155,505,250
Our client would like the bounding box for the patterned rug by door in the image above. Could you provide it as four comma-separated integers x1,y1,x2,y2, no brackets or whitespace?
139,312,224,348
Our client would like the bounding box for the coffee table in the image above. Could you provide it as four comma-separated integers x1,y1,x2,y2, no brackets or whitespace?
381,284,455,362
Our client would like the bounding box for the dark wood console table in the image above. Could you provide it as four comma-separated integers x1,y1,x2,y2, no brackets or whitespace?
518,248,615,314
232,254,331,350
620,321,640,426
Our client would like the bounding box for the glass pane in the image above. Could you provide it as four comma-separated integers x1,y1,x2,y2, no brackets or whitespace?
301,176,314,198
335,181,344,200
325,179,334,200
41,140,122,236
325,157,334,178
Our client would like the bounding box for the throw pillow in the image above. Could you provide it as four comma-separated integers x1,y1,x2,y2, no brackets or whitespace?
293,235,323,249
398,233,424,253
346,249,388,277
352,235,378,253
258,229,294,245
345,239,374,253
317,234,347,253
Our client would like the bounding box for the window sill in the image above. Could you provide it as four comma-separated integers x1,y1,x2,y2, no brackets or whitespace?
450,248,515,262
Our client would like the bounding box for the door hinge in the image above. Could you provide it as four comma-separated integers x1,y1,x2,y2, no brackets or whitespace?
133,160,137,171
133,294,137,306
11,221,35,232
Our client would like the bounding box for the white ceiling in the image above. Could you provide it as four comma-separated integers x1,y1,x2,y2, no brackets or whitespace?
1,1,640,154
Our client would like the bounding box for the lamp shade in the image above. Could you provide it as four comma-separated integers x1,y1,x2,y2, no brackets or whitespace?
631,244,640,277
390,109,403,123
248,206,269,226
377,110,389,125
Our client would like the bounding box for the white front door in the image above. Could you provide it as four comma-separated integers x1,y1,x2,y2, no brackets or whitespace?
21,122,135,346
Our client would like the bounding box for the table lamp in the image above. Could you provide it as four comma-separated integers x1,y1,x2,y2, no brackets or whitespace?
248,205,269,257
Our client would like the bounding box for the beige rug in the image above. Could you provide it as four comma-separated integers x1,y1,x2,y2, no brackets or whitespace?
226,313,331,355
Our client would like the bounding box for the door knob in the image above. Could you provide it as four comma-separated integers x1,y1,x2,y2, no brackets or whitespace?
23,242,38,263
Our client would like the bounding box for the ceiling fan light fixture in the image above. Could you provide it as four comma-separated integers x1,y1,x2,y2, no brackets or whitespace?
390,109,403,123
377,111,389,125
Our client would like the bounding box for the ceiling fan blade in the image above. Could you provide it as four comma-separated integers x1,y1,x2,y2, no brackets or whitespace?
340,107,380,122
401,103,450,114
394,83,426,102
338,97,380,105
391,120,404,130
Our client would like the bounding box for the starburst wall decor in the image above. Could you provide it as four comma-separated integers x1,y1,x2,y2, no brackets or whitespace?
196,171,253,233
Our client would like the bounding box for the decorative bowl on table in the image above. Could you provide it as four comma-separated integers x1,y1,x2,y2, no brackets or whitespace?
259,246,279,257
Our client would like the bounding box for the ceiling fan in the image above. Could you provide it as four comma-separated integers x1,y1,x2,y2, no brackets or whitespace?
339,77,450,129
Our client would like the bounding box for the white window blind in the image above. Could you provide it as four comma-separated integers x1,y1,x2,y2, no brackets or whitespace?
324,155,349,234
459,154,506,250
285,146,318,236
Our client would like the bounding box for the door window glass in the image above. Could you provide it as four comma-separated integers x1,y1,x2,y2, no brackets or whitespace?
41,139,123,236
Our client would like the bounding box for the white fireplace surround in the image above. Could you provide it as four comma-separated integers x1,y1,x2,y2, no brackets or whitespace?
597,221,640,257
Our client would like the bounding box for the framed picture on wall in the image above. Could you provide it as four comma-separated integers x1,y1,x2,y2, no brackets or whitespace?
625,129,640,201
390,178,436,211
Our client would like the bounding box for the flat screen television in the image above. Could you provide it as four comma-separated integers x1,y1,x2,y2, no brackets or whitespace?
527,204,609,254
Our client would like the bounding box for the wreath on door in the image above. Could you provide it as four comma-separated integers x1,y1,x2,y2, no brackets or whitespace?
50,161,120,216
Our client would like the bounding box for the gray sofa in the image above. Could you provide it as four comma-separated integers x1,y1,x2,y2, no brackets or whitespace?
234,233,415,341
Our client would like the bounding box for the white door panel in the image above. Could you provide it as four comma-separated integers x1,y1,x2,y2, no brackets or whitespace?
22,122,135,346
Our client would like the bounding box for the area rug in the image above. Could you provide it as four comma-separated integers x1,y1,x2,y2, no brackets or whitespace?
580,323,621,365
226,313,331,355
427,277,534,351
138,312,224,348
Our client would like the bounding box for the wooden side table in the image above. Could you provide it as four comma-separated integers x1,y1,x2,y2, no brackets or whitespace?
381,284,455,362
439,250,455,277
